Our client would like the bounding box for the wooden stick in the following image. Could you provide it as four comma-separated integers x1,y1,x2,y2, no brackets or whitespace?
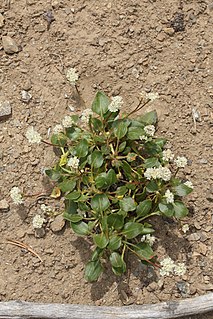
6,239,43,262
0,293,212,319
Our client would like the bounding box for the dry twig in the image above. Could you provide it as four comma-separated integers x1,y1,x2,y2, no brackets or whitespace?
6,239,43,262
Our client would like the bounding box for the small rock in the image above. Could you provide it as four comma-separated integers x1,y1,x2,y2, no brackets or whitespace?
0,13,5,28
147,282,158,292
35,227,46,238
21,90,32,103
197,242,208,256
2,36,19,54
188,232,201,241
156,33,166,42
0,199,9,211
50,215,65,232
0,100,12,119
207,2,213,13
199,158,208,164
176,281,189,296
164,27,175,36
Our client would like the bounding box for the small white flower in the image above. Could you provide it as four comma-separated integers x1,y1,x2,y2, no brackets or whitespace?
139,135,148,141
141,91,159,102
53,124,63,135
81,108,93,124
174,156,188,168
66,67,79,85
174,263,187,276
144,125,155,137
164,189,174,204
41,204,52,213
26,126,42,144
162,149,174,161
67,156,79,169
108,96,123,112
32,214,45,229
159,257,175,276
77,208,86,217
141,234,156,246
62,116,74,128
158,166,172,182
10,187,23,205
184,181,193,189
182,224,189,233
144,167,160,180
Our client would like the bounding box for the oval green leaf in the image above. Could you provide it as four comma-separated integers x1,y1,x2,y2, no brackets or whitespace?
84,260,103,282
91,194,110,212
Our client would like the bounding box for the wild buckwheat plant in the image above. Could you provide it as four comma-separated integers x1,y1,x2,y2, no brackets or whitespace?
11,72,193,281
42,90,193,282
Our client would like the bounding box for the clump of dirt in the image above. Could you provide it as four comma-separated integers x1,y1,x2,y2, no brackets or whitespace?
0,0,212,317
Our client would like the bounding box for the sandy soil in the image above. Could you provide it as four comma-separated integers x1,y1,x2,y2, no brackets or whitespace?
0,0,212,317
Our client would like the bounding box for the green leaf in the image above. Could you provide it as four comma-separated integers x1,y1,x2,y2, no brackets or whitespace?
108,235,122,250
159,202,174,217
173,201,188,218
131,242,154,260
45,168,61,181
75,139,89,158
63,213,82,223
84,260,103,282
107,214,124,230
127,127,144,140
155,138,167,148
91,194,110,212
95,169,117,189
93,233,109,249
64,200,78,214
118,141,126,153
109,252,124,268
119,197,136,212
65,191,81,200
91,117,103,132
146,180,159,193
114,121,128,139
136,200,152,217
91,247,103,261
144,157,160,168
71,221,90,236
121,161,133,179
122,222,144,239
116,186,127,196
173,184,193,197
58,180,76,192
138,110,158,125
91,150,104,168
92,91,110,116
51,133,67,147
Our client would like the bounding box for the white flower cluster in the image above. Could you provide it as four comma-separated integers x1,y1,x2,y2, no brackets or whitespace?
184,181,193,189
62,116,74,128
81,108,93,124
67,156,79,169
174,156,188,168
26,126,42,144
108,96,123,112
66,67,79,85
144,125,155,137
41,204,52,214
32,214,45,229
160,257,187,276
139,135,148,142
162,149,174,162
52,124,63,135
10,187,23,205
141,91,159,102
141,234,156,246
164,189,174,204
144,166,172,181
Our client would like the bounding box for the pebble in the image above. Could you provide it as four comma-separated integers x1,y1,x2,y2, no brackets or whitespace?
0,100,12,119
35,227,46,238
0,199,9,211
21,90,32,103
164,27,175,36
0,13,5,28
197,242,208,256
188,232,201,241
2,36,19,54
50,215,65,232
207,2,213,12
199,158,208,164
176,281,189,296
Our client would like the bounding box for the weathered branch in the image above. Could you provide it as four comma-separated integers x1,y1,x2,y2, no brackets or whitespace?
0,293,213,319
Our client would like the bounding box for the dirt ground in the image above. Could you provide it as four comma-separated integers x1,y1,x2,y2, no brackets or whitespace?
0,0,213,318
